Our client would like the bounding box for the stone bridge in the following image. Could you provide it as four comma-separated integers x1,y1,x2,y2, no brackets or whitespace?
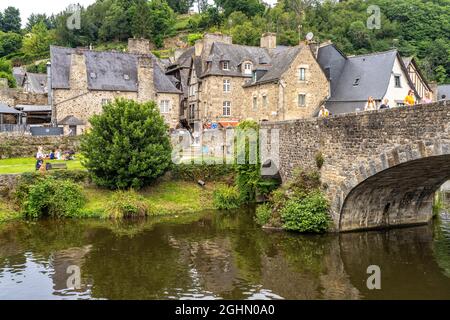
261,101,450,232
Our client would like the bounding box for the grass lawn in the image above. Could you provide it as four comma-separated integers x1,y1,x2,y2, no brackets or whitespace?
82,180,219,217
0,157,84,174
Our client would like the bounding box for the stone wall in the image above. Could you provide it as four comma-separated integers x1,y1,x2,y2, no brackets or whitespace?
244,44,329,121
0,88,48,106
0,174,20,198
262,101,450,231
0,136,81,159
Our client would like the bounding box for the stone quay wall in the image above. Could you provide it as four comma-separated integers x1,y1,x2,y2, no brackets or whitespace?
0,136,81,159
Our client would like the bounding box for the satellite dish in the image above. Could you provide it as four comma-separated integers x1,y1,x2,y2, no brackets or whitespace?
306,32,314,41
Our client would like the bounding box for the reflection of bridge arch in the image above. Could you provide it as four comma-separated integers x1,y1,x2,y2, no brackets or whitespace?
338,141,450,231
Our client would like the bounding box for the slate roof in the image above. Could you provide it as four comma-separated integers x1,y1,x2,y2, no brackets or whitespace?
327,49,399,102
50,46,181,94
23,72,48,94
0,103,21,114
59,115,86,125
438,84,450,100
13,67,26,88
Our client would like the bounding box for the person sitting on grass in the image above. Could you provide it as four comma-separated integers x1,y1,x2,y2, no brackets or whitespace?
49,150,56,160
36,146,45,159
35,158,44,171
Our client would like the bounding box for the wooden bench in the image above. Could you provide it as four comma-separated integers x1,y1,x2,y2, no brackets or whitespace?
48,163,68,170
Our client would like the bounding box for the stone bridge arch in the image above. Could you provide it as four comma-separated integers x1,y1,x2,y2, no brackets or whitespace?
335,139,450,231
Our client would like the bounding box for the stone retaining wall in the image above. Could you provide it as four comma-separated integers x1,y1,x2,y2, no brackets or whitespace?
0,136,81,159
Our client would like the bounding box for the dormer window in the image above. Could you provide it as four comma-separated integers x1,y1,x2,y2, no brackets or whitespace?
123,74,130,80
90,72,97,79
243,62,252,75
353,77,360,86
222,61,230,71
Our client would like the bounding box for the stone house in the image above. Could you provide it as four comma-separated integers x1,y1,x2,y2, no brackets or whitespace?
168,33,330,127
49,39,182,132
317,43,424,114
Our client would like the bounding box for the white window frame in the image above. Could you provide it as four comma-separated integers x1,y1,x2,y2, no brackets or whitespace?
222,61,230,71
223,101,231,116
244,63,252,74
223,79,231,93
299,68,306,81
298,94,306,107
159,100,170,114
101,98,112,106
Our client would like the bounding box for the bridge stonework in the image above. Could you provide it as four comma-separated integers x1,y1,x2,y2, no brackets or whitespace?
261,101,450,232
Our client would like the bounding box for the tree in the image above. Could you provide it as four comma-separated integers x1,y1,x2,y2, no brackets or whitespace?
167,0,194,14
99,2,131,41
80,99,173,189
148,0,176,48
1,7,21,33
0,58,16,87
0,31,22,57
129,0,152,38
26,13,54,31
214,0,266,17
22,22,55,59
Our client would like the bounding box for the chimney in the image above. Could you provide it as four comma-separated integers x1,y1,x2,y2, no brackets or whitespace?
260,33,277,50
137,56,155,102
128,38,151,55
47,61,55,125
69,51,88,91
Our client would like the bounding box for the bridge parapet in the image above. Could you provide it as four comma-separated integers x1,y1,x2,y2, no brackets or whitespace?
261,101,450,231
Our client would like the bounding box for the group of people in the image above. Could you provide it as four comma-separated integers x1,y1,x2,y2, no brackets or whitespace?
364,90,433,111
35,146,75,171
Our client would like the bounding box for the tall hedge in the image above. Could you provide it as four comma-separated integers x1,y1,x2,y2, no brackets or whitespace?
81,99,172,189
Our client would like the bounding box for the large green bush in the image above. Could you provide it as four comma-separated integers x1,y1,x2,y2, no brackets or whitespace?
280,192,330,233
213,185,242,210
21,177,86,219
171,163,235,182
255,203,272,226
81,99,172,189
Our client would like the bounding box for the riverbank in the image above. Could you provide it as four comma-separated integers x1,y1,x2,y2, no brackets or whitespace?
0,179,221,223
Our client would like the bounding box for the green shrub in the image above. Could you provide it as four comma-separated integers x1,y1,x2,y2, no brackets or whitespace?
280,191,330,233
255,203,272,226
171,163,235,182
81,99,172,189
187,33,203,45
105,190,150,219
21,177,86,219
315,152,324,169
213,186,242,210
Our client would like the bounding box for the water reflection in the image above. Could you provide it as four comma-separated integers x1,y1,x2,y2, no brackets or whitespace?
0,209,449,300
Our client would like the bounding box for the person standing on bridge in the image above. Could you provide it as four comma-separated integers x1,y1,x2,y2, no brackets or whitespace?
364,96,377,111
318,105,330,117
421,91,432,104
404,90,416,106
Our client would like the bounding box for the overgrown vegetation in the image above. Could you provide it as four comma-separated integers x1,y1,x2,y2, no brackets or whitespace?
81,99,172,190
17,176,86,219
105,189,150,219
256,169,331,233
171,163,234,182
213,185,242,210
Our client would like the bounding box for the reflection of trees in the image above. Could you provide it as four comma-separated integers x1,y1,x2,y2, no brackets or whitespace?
433,214,450,278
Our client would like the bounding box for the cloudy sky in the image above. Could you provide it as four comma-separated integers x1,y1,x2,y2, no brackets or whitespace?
0,0,278,26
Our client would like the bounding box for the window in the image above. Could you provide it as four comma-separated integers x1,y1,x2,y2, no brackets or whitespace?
123,74,130,80
223,101,231,116
262,95,268,108
244,63,252,74
298,94,306,107
223,79,231,92
189,85,196,96
353,77,360,86
159,100,170,114
189,104,196,119
253,97,258,110
90,72,97,79
101,98,111,106
222,61,230,70
299,68,306,81
394,75,401,88
252,71,257,83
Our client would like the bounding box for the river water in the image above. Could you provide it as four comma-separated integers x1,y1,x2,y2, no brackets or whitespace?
0,208,449,300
